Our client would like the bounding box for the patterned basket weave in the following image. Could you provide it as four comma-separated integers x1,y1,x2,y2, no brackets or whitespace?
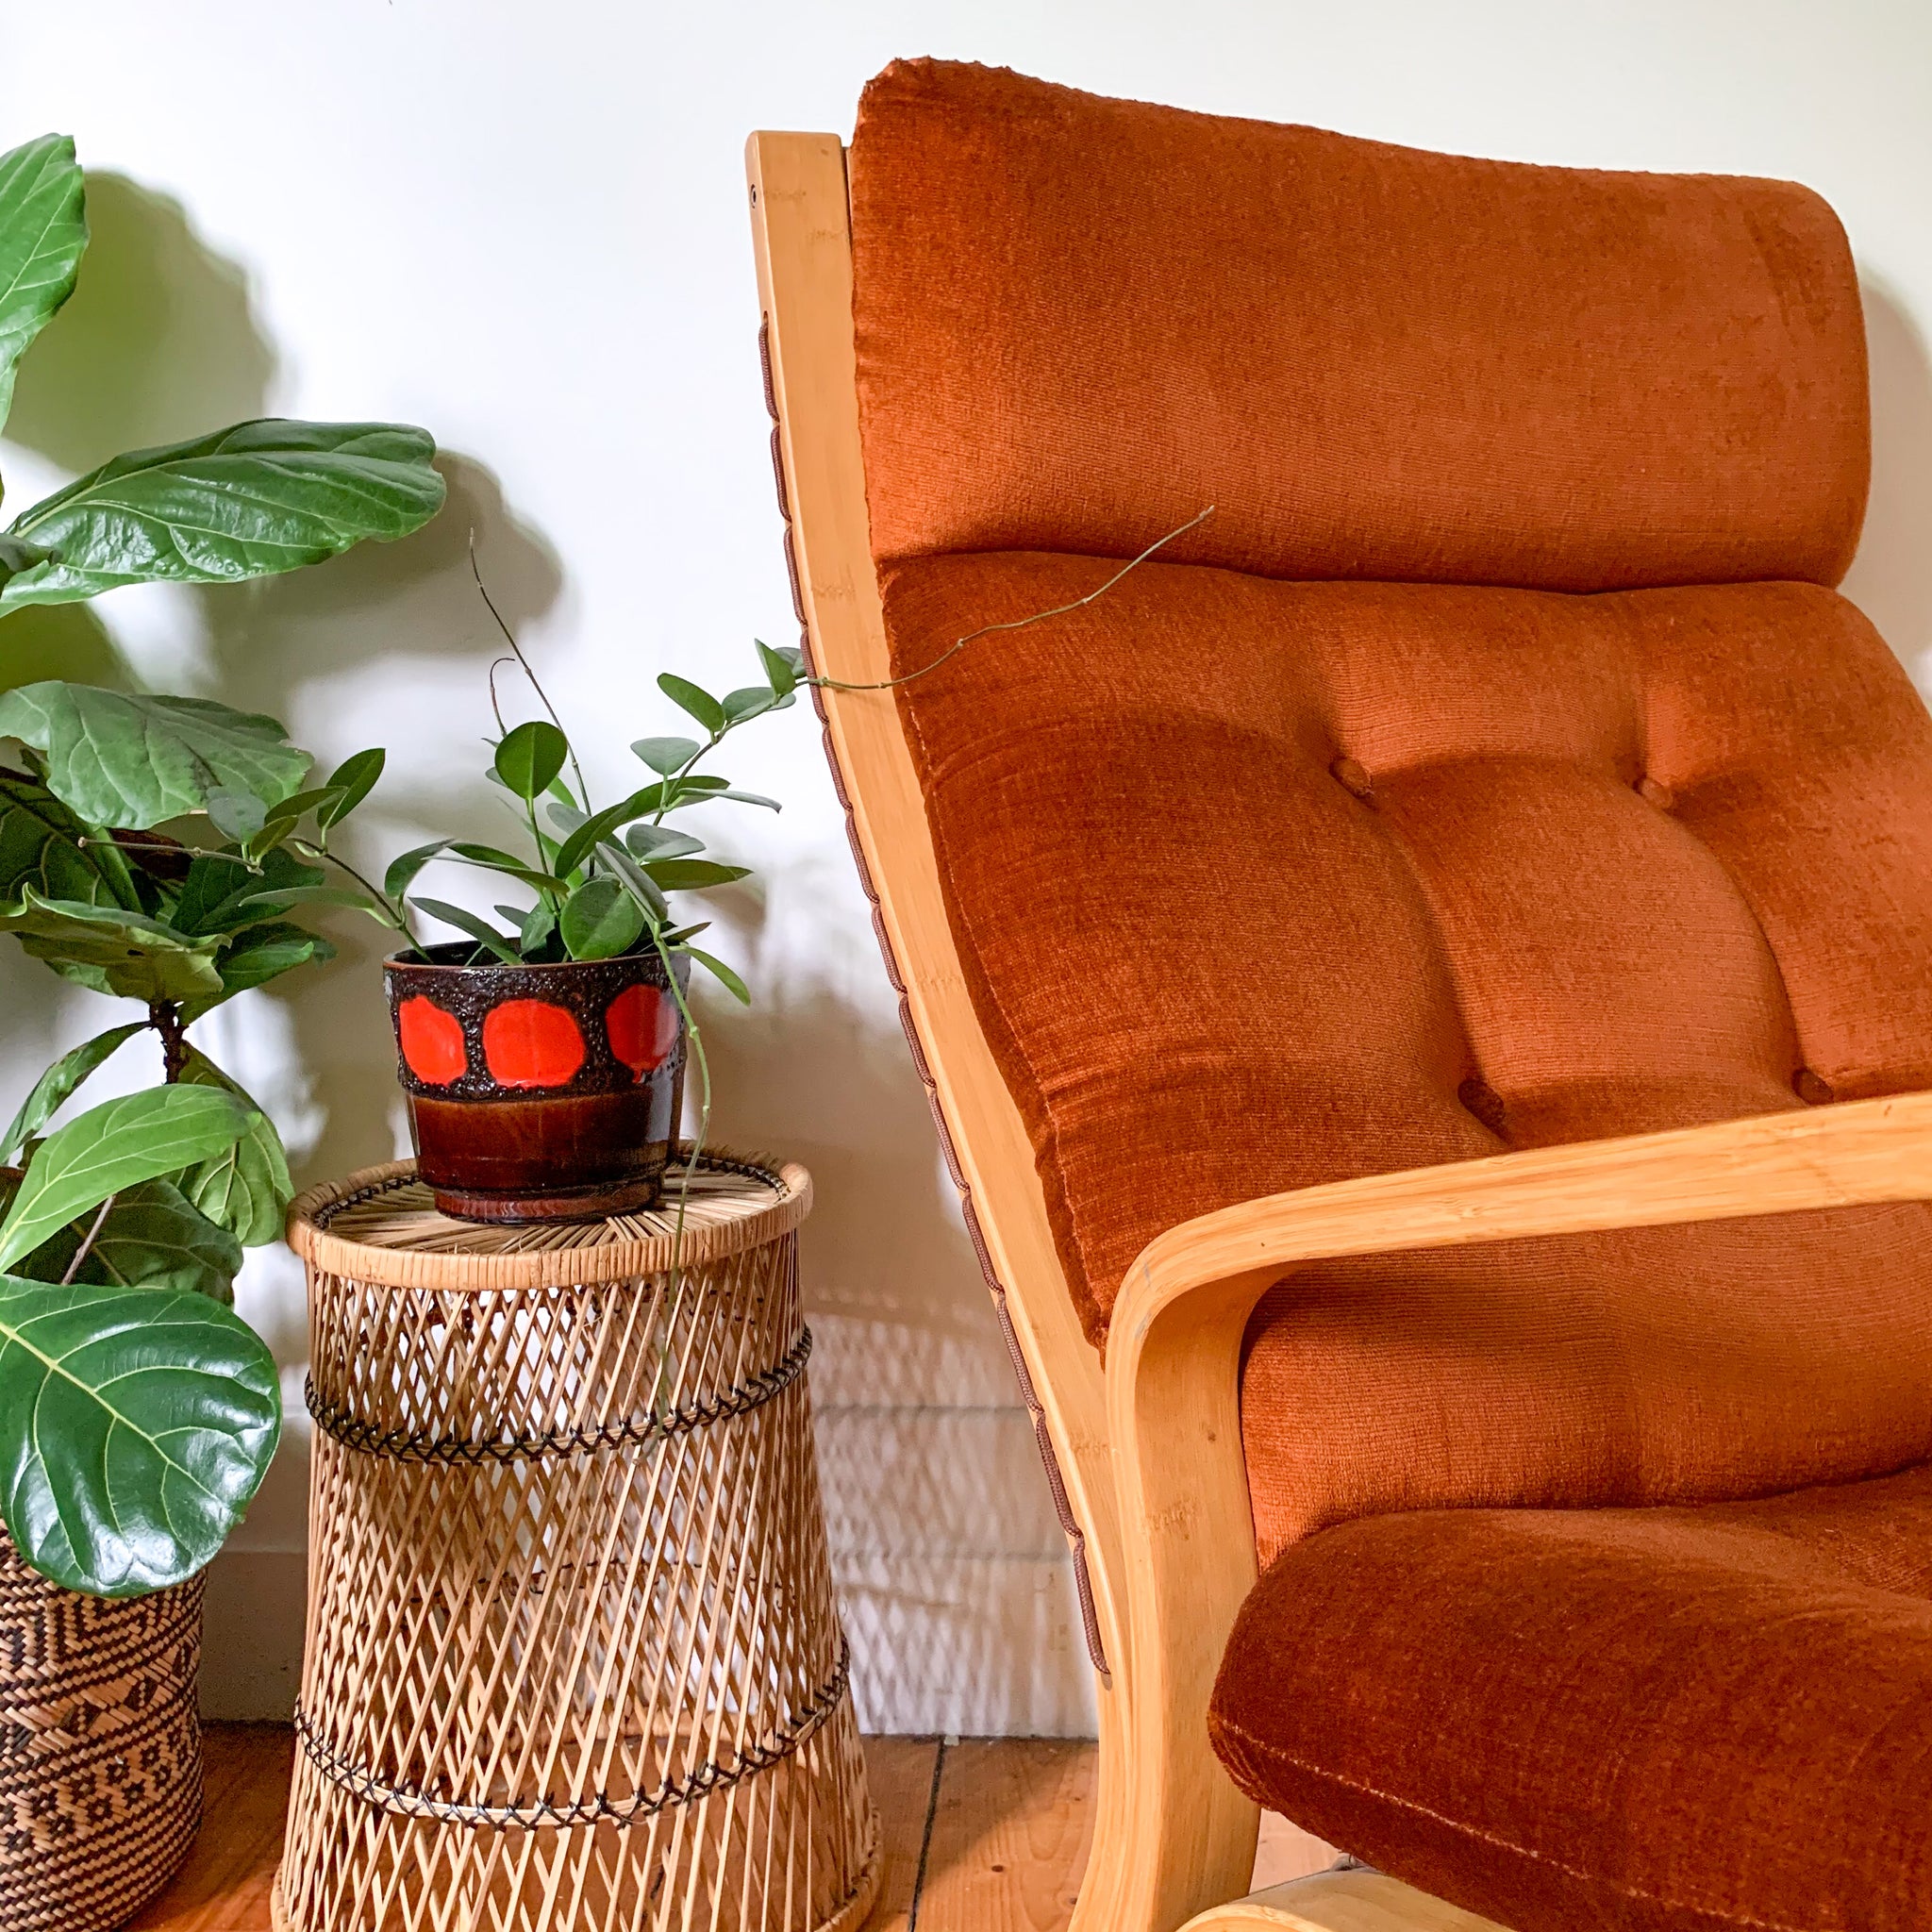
275,1152,878,1932
0,1531,204,1932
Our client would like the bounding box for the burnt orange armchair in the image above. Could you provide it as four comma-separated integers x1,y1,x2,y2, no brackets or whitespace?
748,59,1932,1932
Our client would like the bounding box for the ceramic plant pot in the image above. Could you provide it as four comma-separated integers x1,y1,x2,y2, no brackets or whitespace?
386,942,688,1223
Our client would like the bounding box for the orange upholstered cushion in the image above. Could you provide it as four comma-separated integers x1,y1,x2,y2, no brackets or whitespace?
1208,1464,1932,1932
879,553,1932,1549
850,60,1869,593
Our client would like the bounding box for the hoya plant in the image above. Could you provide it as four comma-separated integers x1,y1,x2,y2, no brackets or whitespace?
0,129,444,1595
380,574,807,1174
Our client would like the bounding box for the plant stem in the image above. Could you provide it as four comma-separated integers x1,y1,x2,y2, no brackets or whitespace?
469,533,591,813
287,840,413,939
59,1193,116,1286
649,925,710,1291
149,1001,189,1083
808,505,1215,694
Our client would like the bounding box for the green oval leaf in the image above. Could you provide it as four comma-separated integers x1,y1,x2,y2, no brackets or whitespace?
657,674,724,734
408,897,522,963
0,419,448,614
0,682,310,830
0,1276,279,1595
383,839,447,903
0,1085,248,1272
683,944,751,1006
492,720,569,802
756,640,799,700
631,735,700,776
625,824,705,860
643,858,753,892
317,747,384,829
558,875,644,962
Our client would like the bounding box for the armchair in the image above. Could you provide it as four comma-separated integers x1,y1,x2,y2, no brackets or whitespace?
748,59,1932,1932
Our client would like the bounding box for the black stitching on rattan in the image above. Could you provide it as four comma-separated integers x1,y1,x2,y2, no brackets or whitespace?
307,1327,812,1463
291,1641,852,1830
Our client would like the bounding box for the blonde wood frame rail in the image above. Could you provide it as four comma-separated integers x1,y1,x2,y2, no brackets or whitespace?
748,125,1932,1932
1125,1089,1932,1932
744,130,1141,1932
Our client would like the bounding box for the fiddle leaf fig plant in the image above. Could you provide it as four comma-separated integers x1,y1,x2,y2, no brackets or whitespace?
0,127,446,1595
0,1084,279,1597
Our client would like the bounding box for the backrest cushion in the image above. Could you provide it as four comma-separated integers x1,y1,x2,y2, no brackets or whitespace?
879,556,1932,1548
850,60,1870,594
846,63,1932,1544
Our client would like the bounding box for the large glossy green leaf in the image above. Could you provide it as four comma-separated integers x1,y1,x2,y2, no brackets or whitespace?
0,1021,147,1161
170,845,322,938
0,682,310,829
0,1085,247,1271
0,134,87,435
0,1275,278,1595
0,888,225,1002
0,419,447,613
0,766,122,905
175,1051,291,1249
9,1179,242,1307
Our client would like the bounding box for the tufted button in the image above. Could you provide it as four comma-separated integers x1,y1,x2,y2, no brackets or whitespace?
1635,775,1674,810
1457,1076,1508,1137
1330,756,1375,804
1792,1068,1835,1106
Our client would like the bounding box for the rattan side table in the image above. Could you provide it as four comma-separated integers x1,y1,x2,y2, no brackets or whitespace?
271,1151,876,1932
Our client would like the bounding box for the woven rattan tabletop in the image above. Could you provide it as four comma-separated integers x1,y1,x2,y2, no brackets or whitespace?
288,1148,811,1290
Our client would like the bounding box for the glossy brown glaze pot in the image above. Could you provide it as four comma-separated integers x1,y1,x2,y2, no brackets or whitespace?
385,942,688,1223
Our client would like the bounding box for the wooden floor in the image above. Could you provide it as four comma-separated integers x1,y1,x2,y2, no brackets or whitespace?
135,1724,1334,1930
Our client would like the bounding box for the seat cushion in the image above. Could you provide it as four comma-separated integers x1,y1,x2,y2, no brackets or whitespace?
882,551,1932,1549
850,59,1868,592
1208,1464,1932,1932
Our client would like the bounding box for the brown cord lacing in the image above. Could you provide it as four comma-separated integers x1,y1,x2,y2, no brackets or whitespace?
291,1640,853,1831
306,1325,812,1462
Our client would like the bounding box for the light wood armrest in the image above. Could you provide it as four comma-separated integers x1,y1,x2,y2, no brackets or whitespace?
1105,1090,1932,1931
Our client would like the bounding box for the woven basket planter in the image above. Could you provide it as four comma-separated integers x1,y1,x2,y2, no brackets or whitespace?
274,1152,877,1932
0,1531,204,1932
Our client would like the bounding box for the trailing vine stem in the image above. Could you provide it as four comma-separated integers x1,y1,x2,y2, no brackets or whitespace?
469,532,591,814
805,506,1215,695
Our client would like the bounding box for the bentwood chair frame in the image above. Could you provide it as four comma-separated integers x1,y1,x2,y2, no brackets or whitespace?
744,129,1932,1932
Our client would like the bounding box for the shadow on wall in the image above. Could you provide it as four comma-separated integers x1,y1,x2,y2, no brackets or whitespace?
1843,277,1932,693
0,169,572,1589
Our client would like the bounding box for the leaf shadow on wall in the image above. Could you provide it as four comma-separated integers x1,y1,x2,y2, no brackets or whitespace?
0,169,566,1562
1843,277,1932,692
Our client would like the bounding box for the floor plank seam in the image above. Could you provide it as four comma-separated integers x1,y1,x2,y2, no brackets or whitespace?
907,1737,947,1930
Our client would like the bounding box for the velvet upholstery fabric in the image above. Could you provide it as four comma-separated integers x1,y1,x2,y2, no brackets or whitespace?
1209,1464,1932,1932
844,58,1932,1931
880,552,1932,1553
850,60,1870,594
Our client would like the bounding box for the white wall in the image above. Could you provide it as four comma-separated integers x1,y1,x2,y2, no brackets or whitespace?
1,0,1926,1734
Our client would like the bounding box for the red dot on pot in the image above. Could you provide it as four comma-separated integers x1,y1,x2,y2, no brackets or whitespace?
398,996,468,1086
482,999,586,1089
606,983,677,1078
